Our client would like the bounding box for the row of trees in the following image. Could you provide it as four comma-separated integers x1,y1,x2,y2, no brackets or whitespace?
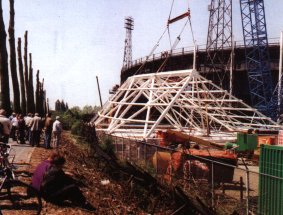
55,100,69,112
0,0,47,116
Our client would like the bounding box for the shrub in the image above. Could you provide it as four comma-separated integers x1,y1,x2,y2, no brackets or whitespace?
100,135,114,153
71,120,83,136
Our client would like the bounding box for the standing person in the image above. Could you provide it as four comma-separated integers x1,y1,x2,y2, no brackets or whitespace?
29,113,43,147
18,114,26,144
24,113,33,142
0,109,12,144
52,116,62,148
44,113,53,149
10,113,19,141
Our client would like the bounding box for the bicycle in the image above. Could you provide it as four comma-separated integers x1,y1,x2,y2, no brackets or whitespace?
0,143,42,215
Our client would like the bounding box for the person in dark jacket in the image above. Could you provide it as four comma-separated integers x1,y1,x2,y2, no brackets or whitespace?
18,114,26,144
33,152,96,211
44,113,53,149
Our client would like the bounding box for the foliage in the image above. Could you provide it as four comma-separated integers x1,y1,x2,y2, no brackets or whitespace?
53,104,101,133
99,135,115,153
82,105,100,114
71,120,83,136
55,99,68,112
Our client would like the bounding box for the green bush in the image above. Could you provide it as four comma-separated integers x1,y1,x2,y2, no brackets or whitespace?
51,105,99,132
100,136,114,153
71,120,83,136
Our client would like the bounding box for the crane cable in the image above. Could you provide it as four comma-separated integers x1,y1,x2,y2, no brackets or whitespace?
134,27,168,75
167,0,175,49
167,0,195,49
156,0,192,74
135,0,193,75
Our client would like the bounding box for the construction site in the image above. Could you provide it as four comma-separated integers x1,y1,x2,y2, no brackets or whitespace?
93,0,283,214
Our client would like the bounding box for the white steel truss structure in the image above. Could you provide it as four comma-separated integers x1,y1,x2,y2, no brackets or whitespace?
94,70,281,139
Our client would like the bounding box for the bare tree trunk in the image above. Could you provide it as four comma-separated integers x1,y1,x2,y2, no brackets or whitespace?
40,78,45,115
35,69,39,114
9,0,20,113
0,0,11,113
24,31,30,113
46,97,49,114
17,38,26,115
29,53,35,113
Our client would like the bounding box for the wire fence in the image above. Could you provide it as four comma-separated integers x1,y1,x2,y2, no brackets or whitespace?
92,130,283,215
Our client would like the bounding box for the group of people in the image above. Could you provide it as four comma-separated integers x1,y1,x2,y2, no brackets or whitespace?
0,109,63,148
0,109,95,211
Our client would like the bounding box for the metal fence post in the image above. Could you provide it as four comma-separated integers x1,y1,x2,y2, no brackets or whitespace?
144,143,147,167
240,176,244,201
211,161,215,207
241,158,250,215
129,141,131,161
156,146,158,175
170,152,173,185
115,136,118,153
122,137,124,160
246,169,250,215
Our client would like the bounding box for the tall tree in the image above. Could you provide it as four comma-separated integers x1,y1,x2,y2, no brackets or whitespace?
60,100,66,111
17,38,26,115
55,99,60,111
46,97,49,113
24,31,30,113
35,69,40,114
8,0,20,113
40,78,45,115
28,53,35,113
0,0,11,113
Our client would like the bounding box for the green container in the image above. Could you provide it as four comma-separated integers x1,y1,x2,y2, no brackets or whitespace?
235,133,258,151
236,132,247,151
259,145,283,215
246,134,258,150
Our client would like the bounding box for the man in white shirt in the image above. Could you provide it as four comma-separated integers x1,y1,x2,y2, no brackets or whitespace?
29,113,43,147
52,116,62,148
24,113,33,142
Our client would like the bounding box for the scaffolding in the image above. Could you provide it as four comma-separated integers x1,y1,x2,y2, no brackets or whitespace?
95,69,281,140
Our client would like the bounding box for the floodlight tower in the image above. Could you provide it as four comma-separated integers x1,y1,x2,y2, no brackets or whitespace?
205,0,233,91
122,17,134,70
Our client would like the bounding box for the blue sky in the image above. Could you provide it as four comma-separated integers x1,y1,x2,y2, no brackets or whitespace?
1,0,283,109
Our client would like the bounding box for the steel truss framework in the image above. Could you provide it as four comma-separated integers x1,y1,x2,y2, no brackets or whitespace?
240,0,274,117
95,70,280,139
206,0,232,90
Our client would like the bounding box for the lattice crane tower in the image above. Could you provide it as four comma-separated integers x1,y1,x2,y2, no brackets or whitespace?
240,0,275,118
205,0,233,91
122,17,134,70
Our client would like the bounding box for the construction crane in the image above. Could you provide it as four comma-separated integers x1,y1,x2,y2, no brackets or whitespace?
239,0,275,119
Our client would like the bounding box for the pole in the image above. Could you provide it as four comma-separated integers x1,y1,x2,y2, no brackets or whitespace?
246,169,250,215
211,161,215,207
230,36,235,96
241,158,250,215
278,32,283,112
193,45,196,70
96,76,103,108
